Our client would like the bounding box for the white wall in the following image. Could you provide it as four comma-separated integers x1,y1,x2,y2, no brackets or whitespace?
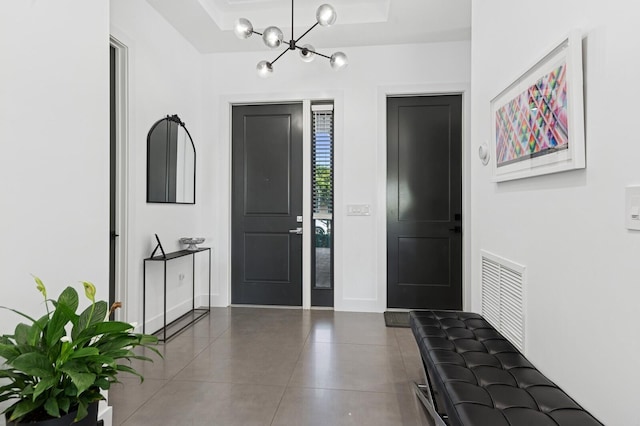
203,41,471,312
110,0,207,330
109,4,470,325
471,2,640,424
0,1,109,333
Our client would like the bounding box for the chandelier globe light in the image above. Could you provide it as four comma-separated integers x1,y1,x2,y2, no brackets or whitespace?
262,26,284,48
233,1,348,77
316,4,337,27
299,44,316,62
234,18,253,39
256,60,274,78
329,51,348,70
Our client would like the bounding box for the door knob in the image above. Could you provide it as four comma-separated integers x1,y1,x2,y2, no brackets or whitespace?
449,226,462,234
289,227,303,235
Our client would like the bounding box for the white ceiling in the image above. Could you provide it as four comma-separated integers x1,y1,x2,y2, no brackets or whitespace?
145,0,471,54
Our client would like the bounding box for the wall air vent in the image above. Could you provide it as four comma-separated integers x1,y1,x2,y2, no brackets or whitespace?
481,250,526,352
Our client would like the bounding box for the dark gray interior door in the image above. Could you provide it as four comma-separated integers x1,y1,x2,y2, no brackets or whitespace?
232,103,303,306
387,95,463,310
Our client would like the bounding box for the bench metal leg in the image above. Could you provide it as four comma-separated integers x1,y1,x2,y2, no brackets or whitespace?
413,382,448,426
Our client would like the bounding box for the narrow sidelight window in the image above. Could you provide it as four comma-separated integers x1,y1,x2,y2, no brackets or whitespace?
311,103,334,305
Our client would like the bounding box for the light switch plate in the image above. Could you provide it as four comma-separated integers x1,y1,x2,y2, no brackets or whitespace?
625,186,640,231
347,204,371,216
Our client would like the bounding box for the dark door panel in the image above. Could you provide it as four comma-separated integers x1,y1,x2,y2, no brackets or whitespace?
387,95,462,309
244,115,292,215
232,104,303,306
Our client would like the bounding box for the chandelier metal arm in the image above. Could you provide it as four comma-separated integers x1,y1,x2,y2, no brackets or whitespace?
295,46,331,60
283,36,332,61
295,22,319,44
270,46,291,65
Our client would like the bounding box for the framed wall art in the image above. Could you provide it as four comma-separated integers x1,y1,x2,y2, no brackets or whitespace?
490,31,585,182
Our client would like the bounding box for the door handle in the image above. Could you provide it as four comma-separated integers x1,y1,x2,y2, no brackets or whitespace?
110,231,120,239
449,226,462,234
289,227,303,235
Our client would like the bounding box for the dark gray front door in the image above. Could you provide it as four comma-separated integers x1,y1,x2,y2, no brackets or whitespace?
232,103,303,306
387,95,463,309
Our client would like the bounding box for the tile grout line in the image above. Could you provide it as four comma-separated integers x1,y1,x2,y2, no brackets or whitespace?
165,314,232,381
115,379,168,426
118,314,232,425
269,316,315,426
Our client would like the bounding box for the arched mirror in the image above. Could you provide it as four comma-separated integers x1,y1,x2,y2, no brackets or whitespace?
147,114,196,204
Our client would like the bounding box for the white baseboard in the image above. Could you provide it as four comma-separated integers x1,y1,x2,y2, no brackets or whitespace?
99,391,112,426
143,298,198,334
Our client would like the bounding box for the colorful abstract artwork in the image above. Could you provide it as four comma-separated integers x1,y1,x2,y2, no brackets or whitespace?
495,63,568,167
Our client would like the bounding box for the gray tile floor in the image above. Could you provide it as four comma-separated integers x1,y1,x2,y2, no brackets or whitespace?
109,307,433,426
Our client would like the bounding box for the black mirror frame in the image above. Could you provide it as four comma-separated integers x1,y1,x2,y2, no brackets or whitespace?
146,114,196,204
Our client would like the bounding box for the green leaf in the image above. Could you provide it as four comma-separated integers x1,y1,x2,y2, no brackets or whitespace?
58,396,70,413
73,322,133,346
11,352,55,378
139,334,159,345
69,347,100,359
57,287,79,313
0,369,30,383
33,376,59,400
116,364,144,380
94,335,138,353
14,323,30,346
59,367,95,395
0,392,19,403
64,384,77,397
44,396,60,418
9,398,40,422
57,341,73,364
60,359,89,373
129,355,154,363
141,344,162,359
0,343,20,362
0,305,38,324
53,302,78,328
94,377,110,390
89,321,134,335
84,355,114,365
21,383,35,397
26,320,43,346
45,309,70,347
73,301,107,340
74,401,88,422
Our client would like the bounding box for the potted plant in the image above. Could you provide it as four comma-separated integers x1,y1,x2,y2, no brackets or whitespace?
0,277,159,425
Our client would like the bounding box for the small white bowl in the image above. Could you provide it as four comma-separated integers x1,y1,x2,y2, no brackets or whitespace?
179,237,205,251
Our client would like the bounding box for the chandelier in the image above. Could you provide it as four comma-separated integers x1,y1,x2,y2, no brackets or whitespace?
233,1,348,77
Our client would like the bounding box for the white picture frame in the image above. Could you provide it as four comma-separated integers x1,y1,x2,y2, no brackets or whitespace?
490,31,585,182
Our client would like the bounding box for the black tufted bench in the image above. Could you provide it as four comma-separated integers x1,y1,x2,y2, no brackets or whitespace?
409,310,602,426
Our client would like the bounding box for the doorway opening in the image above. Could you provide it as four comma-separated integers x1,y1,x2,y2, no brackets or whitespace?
109,36,129,321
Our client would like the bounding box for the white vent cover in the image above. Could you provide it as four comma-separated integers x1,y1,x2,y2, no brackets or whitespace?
481,250,526,352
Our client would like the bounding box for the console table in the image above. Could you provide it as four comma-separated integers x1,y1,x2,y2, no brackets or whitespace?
143,247,211,341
